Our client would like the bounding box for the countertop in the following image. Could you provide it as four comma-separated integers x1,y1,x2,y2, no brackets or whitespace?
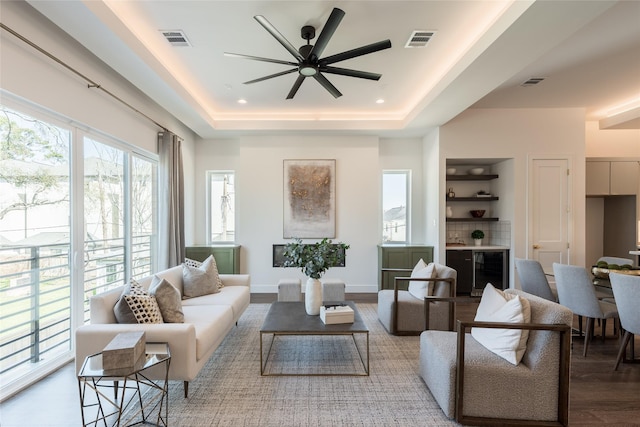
445,245,510,250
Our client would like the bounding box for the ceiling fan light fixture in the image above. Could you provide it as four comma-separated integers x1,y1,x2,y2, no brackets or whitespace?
299,65,317,76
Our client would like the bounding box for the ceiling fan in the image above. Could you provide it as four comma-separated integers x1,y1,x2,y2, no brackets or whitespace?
224,7,392,99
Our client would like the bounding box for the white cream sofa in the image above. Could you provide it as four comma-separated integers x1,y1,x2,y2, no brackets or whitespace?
75,265,250,397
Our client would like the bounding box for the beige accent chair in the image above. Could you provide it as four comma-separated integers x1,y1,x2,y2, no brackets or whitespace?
377,263,456,335
420,290,572,426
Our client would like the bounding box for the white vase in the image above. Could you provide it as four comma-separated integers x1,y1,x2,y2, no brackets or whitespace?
305,277,322,315
474,239,482,246
446,206,453,218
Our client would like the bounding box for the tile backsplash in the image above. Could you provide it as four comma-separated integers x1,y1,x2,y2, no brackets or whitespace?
446,220,511,246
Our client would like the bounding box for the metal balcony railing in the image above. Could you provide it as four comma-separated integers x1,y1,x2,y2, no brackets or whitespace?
0,235,153,384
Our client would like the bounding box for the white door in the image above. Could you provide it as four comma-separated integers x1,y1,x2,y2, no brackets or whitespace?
530,158,570,274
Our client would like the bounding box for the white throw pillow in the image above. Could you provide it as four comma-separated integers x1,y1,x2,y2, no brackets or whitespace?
408,260,437,300
471,283,531,365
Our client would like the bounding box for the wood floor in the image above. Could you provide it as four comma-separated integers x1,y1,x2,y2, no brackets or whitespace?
1,295,639,426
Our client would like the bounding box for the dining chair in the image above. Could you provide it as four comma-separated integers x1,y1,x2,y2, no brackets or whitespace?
609,272,640,370
515,258,557,301
552,263,619,357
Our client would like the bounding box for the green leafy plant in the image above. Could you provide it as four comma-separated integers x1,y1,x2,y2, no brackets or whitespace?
471,229,485,240
282,238,350,279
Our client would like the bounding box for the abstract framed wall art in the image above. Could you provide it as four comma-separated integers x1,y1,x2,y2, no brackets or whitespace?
283,159,336,238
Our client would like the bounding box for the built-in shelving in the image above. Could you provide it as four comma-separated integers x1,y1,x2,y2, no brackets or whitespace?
446,217,499,222
446,174,498,181
446,196,499,202
446,173,499,222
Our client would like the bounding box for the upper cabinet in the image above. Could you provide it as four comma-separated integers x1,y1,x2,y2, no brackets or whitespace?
586,161,639,196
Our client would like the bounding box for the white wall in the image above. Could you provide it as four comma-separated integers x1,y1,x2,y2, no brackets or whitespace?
194,135,430,292
585,121,640,158
1,0,198,243
423,128,442,261
379,138,426,244
440,108,587,270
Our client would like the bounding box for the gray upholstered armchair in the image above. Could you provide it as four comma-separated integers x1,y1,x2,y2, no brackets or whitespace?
419,289,572,426
377,263,456,335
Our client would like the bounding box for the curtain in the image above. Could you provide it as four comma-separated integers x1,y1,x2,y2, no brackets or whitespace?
158,131,185,269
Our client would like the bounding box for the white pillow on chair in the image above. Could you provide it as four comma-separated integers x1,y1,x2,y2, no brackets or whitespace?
408,259,437,300
471,283,531,365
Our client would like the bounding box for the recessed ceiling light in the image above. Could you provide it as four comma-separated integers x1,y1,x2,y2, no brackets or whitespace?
237,99,247,104
376,98,385,104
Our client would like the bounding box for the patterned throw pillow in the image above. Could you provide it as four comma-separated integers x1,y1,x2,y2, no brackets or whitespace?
124,293,164,324
114,278,147,323
184,258,203,268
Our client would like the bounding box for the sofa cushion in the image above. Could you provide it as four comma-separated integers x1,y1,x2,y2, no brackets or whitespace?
408,261,437,300
182,255,220,298
149,275,184,323
472,283,531,365
182,285,250,320
114,279,146,324
182,305,234,360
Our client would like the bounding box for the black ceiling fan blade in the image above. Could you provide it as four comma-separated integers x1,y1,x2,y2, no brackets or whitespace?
244,68,297,85
224,52,298,67
313,73,342,98
308,8,345,60
320,39,392,66
286,75,306,99
254,15,304,62
320,66,381,81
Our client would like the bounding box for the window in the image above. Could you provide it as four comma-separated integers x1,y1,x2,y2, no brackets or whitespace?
382,170,410,243
207,171,235,243
0,100,158,397
0,105,72,389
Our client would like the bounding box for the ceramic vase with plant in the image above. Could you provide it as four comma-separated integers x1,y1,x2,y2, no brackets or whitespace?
471,229,484,246
282,238,350,315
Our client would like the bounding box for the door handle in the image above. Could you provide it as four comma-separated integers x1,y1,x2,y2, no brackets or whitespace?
533,244,541,249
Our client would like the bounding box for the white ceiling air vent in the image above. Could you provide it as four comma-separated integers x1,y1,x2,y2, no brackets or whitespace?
160,30,191,47
405,30,435,48
521,77,545,87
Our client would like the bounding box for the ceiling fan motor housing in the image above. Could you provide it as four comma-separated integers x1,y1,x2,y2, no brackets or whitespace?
301,25,315,41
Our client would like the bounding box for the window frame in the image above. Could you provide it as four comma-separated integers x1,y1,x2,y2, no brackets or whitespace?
206,170,236,244
0,93,159,399
382,169,411,244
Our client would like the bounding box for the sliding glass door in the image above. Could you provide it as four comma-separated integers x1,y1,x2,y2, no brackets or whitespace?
0,102,158,398
0,106,72,389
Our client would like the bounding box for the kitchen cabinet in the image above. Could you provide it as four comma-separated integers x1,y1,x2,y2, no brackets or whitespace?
378,245,433,290
446,250,473,294
586,161,639,196
446,248,509,295
185,245,240,274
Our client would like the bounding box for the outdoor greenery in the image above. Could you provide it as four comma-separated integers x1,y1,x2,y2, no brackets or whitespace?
282,238,350,279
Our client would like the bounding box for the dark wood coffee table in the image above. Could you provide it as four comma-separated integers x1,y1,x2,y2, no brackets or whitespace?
260,301,369,376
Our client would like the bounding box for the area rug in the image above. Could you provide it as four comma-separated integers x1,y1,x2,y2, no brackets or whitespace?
162,303,458,426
